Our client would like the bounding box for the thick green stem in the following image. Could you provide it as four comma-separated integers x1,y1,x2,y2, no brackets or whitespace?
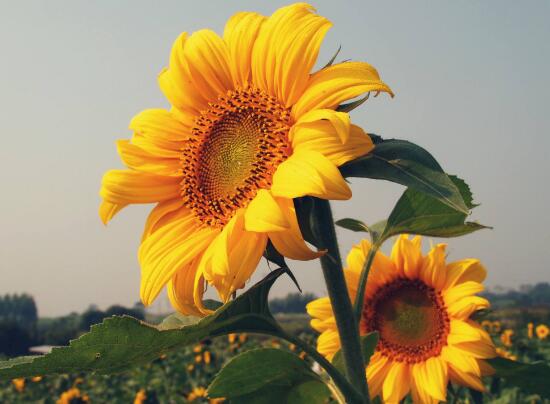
312,199,369,402
353,244,380,321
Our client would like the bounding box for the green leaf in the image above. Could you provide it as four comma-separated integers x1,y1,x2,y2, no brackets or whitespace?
371,175,488,243
208,348,331,403
157,312,200,330
332,332,379,375
335,218,369,233
0,269,287,380
336,93,370,113
340,138,468,214
294,196,320,247
489,357,550,399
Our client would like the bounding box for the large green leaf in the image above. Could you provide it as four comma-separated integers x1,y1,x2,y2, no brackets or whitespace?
337,176,488,244
208,348,331,403
0,269,287,379
340,138,468,214
332,332,379,375
489,357,550,399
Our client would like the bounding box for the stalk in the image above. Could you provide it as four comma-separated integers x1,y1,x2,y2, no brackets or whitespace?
311,198,369,402
352,244,379,321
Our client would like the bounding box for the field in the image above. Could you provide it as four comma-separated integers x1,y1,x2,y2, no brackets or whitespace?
1,309,549,404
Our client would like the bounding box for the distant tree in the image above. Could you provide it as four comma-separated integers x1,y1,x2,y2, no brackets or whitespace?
0,321,33,356
269,293,318,314
0,293,38,330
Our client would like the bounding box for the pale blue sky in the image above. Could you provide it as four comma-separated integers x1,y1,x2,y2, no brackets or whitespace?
1,1,549,316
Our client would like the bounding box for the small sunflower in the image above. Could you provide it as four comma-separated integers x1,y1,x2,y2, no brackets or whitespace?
99,3,392,315
536,324,549,340
307,235,496,403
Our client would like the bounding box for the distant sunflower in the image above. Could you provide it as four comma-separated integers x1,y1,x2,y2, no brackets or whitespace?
99,3,392,315
307,235,496,403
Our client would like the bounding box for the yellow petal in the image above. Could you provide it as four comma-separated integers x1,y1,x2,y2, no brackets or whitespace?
129,109,190,159
293,61,394,119
419,243,447,290
158,33,208,114
268,197,323,260
444,259,487,290
183,29,233,101
306,296,333,321
117,140,181,177
271,149,351,200
244,189,290,232
317,329,340,361
167,256,205,317
99,169,181,205
391,235,423,279
415,357,447,401
382,362,411,404
252,3,331,106
139,214,218,306
366,353,391,400
441,345,481,378
444,281,485,307
294,109,351,143
291,120,373,167
448,366,485,392
447,296,490,319
99,200,126,225
223,12,266,86
141,199,188,241
410,367,439,404
198,211,267,302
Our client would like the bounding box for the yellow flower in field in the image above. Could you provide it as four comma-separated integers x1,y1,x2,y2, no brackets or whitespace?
492,321,501,333
99,3,392,316
31,376,42,382
481,320,491,331
527,322,534,339
496,347,517,361
536,324,549,340
238,333,248,344
57,387,89,404
195,354,203,364
187,387,207,401
134,389,147,404
204,350,212,365
307,236,495,403
187,364,195,372
12,378,25,392
228,333,237,344
500,329,514,347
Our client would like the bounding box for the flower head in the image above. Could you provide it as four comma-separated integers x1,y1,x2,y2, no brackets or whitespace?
57,388,89,404
536,324,549,340
12,378,25,393
134,389,147,404
307,235,495,403
99,3,392,316
500,329,514,347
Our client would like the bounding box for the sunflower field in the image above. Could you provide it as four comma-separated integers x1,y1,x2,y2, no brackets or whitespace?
1,2,549,403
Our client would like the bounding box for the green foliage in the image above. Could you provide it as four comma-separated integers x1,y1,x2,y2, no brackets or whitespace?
489,357,550,399
208,348,331,403
340,137,468,214
337,176,488,244
0,269,287,380
332,332,379,375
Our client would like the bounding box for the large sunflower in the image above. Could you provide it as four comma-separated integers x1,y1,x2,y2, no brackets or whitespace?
99,3,392,316
307,236,496,403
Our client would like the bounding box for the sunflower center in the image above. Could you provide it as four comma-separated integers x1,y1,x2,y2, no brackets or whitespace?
361,278,450,363
181,87,292,227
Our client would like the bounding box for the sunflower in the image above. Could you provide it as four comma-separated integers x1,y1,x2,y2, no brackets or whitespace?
99,3,392,315
307,235,496,403
536,324,549,340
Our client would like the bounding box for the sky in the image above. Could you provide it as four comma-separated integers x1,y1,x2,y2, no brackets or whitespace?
0,1,549,317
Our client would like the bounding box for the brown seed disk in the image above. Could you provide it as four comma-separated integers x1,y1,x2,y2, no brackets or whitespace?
361,278,450,364
181,87,292,228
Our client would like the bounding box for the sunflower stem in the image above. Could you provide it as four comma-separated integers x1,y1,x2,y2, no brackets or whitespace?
311,198,370,402
353,243,380,322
